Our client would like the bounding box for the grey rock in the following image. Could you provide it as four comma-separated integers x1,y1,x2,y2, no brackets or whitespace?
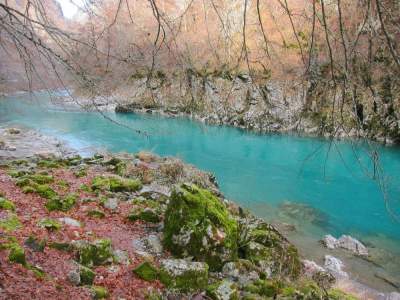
104,198,119,210
387,292,400,300
113,249,130,265
67,269,81,285
58,217,81,227
144,234,163,255
211,280,238,300
160,259,208,277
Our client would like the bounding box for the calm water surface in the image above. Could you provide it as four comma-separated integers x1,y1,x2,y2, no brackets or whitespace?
1,92,399,291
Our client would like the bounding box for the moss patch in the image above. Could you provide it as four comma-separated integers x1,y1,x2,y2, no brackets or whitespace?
79,264,96,285
133,261,159,281
38,218,62,230
74,239,114,267
0,197,15,211
128,207,160,223
87,209,106,218
0,214,22,232
163,184,238,271
91,286,109,299
45,193,76,211
91,176,142,193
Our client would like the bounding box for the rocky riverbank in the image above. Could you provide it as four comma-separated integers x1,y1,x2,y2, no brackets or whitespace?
96,73,400,145
0,128,398,299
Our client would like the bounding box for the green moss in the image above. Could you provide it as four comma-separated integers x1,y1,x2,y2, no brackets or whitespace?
80,264,96,285
328,289,358,300
74,168,87,178
49,242,72,251
22,186,35,194
128,208,160,223
133,261,159,281
75,239,114,267
87,209,106,218
7,242,27,266
35,184,58,199
8,170,27,178
163,184,238,271
16,177,31,187
28,265,46,278
0,214,22,232
28,174,54,184
244,280,282,298
0,197,15,211
45,193,76,211
79,184,92,192
38,218,62,230
57,179,70,188
25,236,46,252
91,286,109,299
92,176,142,193
37,159,62,168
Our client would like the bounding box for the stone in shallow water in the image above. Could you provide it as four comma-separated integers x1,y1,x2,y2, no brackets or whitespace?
324,255,348,279
322,234,338,249
337,235,368,256
278,201,331,229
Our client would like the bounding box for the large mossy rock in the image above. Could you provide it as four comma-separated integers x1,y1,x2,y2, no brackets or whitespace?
72,239,114,267
159,259,209,291
239,218,302,279
163,184,238,271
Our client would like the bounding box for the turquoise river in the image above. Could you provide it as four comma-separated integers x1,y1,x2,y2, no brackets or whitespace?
1,92,399,292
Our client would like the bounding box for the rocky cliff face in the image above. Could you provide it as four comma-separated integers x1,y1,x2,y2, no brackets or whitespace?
113,71,400,145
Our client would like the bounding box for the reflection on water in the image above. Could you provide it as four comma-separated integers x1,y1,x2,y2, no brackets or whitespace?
1,91,400,292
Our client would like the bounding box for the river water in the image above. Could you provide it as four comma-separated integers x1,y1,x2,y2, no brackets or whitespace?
1,92,399,292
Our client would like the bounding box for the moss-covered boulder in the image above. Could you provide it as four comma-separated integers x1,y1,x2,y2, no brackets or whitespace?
159,259,209,291
207,280,239,300
91,176,142,193
72,239,114,267
163,184,238,271
239,218,301,279
133,261,159,281
80,264,96,285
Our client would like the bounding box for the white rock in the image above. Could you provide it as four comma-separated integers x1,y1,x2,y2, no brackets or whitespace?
387,292,400,300
337,235,368,256
324,255,348,279
302,260,326,277
104,198,119,210
160,259,208,277
58,217,81,227
322,234,338,249
113,249,130,265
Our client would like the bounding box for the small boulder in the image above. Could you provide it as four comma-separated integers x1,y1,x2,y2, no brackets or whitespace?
72,239,114,267
58,217,81,227
113,249,130,265
103,198,119,211
144,234,163,255
387,292,400,300
159,259,209,291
